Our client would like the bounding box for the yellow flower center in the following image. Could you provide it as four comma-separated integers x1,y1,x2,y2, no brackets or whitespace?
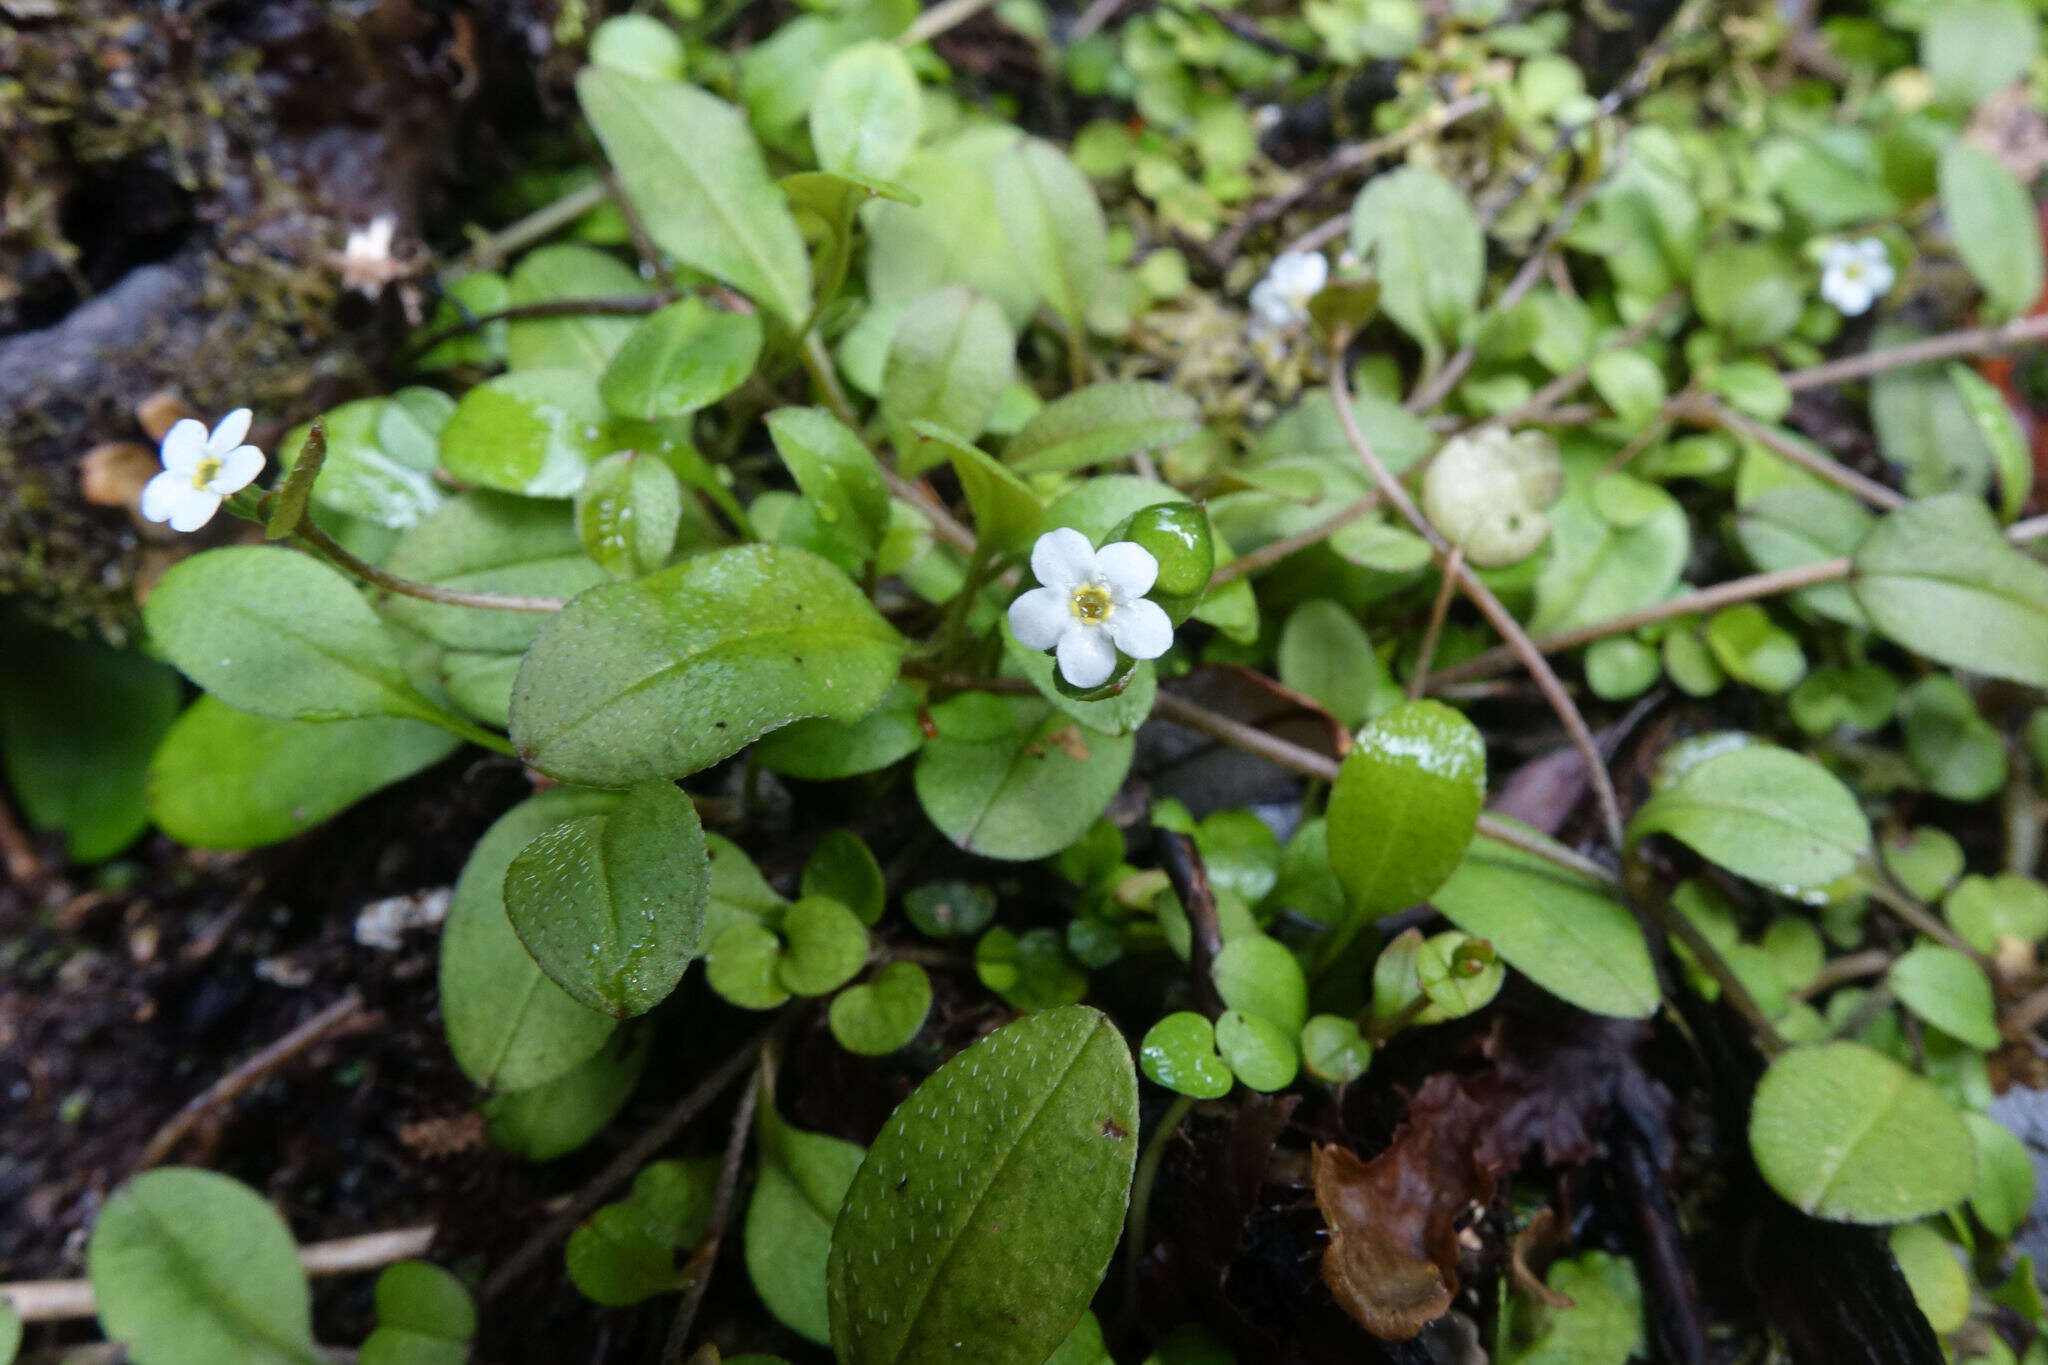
1840,261,1864,281
190,456,223,490
1069,583,1113,623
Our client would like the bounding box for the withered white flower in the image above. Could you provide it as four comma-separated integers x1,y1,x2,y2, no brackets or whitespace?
139,409,264,533
1420,428,1563,569
1819,237,1895,317
1009,528,1173,688
1248,250,1329,337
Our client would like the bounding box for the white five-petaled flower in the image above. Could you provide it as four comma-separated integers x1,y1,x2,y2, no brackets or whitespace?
1247,250,1329,337
1009,528,1173,689
1819,237,1895,317
139,409,264,533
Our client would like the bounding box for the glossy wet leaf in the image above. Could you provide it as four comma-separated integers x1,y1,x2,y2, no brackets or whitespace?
1889,944,2000,1050
914,695,1133,861
575,450,683,579
148,699,457,851
144,546,444,726
1430,825,1658,1019
277,398,443,532
438,368,615,498
1215,1008,1298,1092
381,493,608,653
1628,742,1870,891
1853,494,2048,688
829,962,932,1055
811,41,922,182
1212,934,1307,1034
1140,1011,1233,1099
0,614,180,862
440,789,619,1090
827,1006,1138,1365
599,298,762,420
506,243,646,375
88,1168,320,1365
510,543,903,786
578,68,813,326
1748,1041,1974,1223
480,1027,651,1161
752,680,925,780
504,778,709,1017
766,406,889,565
1327,700,1485,918
1005,381,1202,475
748,1102,865,1345
883,288,1015,473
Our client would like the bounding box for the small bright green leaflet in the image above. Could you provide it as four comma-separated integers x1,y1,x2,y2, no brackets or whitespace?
148,700,457,851
803,828,885,925
1747,1041,1975,1223
1946,874,2048,954
883,288,1016,473
1888,944,2000,1050
1212,934,1308,1034
827,1006,1138,1365
903,879,997,939
1887,829,1967,903
1965,1112,2036,1239
1300,1015,1371,1084
1852,494,2048,688
144,546,445,727
1939,141,2045,321
1004,381,1202,475
1140,1011,1233,1099
748,1101,865,1345
737,0,918,136
1214,1009,1298,1092
1349,166,1481,364
1326,699,1485,918
574,450,683,579
87,1168,320,1365
829,961,932,1055
1899,675,2006,802
504,779,709,1017
1868,326,1997,498
1703,604,1806,694
1530,465,1689,636
360,1261,474,1365
505,243,647,374
510,543,903,786
439,789,619,1090
914,694,1134,860
481,1027,650,1161
707,921,792,1009
1948,363,2032,521
437,368,615,499
1627,742,1870,891
753,680,925,780
1889,1222,1970,1336
577,68,813,327
567,1159,713,1307
1430,826,1658,1019
777,895,869,996
1499,1251,1643,1365
767,406,890,564
1276,599,1385,729
599,298,762,420
0,614,179,862
277,398,442,531
810,41,922,183
381,493,609,653
990,137,1110,332
913,422,1042,554
976,925,1088,1010
590,13,684,79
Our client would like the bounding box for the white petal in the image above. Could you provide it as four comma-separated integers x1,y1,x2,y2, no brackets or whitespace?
139,469,185,523
1095,541,1158,600
1864,259,1897,297
1108,598,1172,660
159,419,208,477
168,489,224,532
1031,527,1096,591
1056,625,1117,688
1008,587,1071,650
1272,251,1327,296
1853,238,1889,265
143,476,223,532
1828,275,1874,316
1819,241,1855,270
208,408,253,455
207,444,265,494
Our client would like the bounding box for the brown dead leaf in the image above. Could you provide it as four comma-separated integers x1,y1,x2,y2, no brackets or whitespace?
1313,1074,1504,1340
78,442,158,509
137,391,199,442
1508,1206,1574,1310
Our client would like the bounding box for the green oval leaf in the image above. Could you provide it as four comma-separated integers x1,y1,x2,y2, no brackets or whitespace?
1429,825,1659,1020
747,1104,865,1345
883,287,1016,474
439,789,619,1090
828,962,933,1055
505,243,647,375
88,1168,320,1365
511,543,904,786
1853,493,2048,688
480,1027,651,1161
1349,167,1482,363
826,1005,1138,1365
600,298,763,420
504,779,709,1017
438,368,615,499
1940,141,2044,321
1327,699,1485,918
1888,943,2001,1050
811,41,922,183
575,450,684,579
1627,742,1870,891
577,67,813,327
381,492,609,653
1004,381,1202,475
913,695,1134,861
1748,1041,1974,1223
767,406,890,565
144,546,439,725
1139,1011,1233,1099
990,138,1110,332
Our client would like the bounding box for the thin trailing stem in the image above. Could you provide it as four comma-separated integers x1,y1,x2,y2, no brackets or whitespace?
1685,398,1906,511
1783,311,2048,392
464,180,607,268
295,517,566,613
1473,289,1685,434
1122,1092,1196,1322
1865,874,1991,968
1330,331,1626,847
661,1064,765,1364
407,294,673,361
1206,491,1383,588
1408,544,1462,699
898,0,999,46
